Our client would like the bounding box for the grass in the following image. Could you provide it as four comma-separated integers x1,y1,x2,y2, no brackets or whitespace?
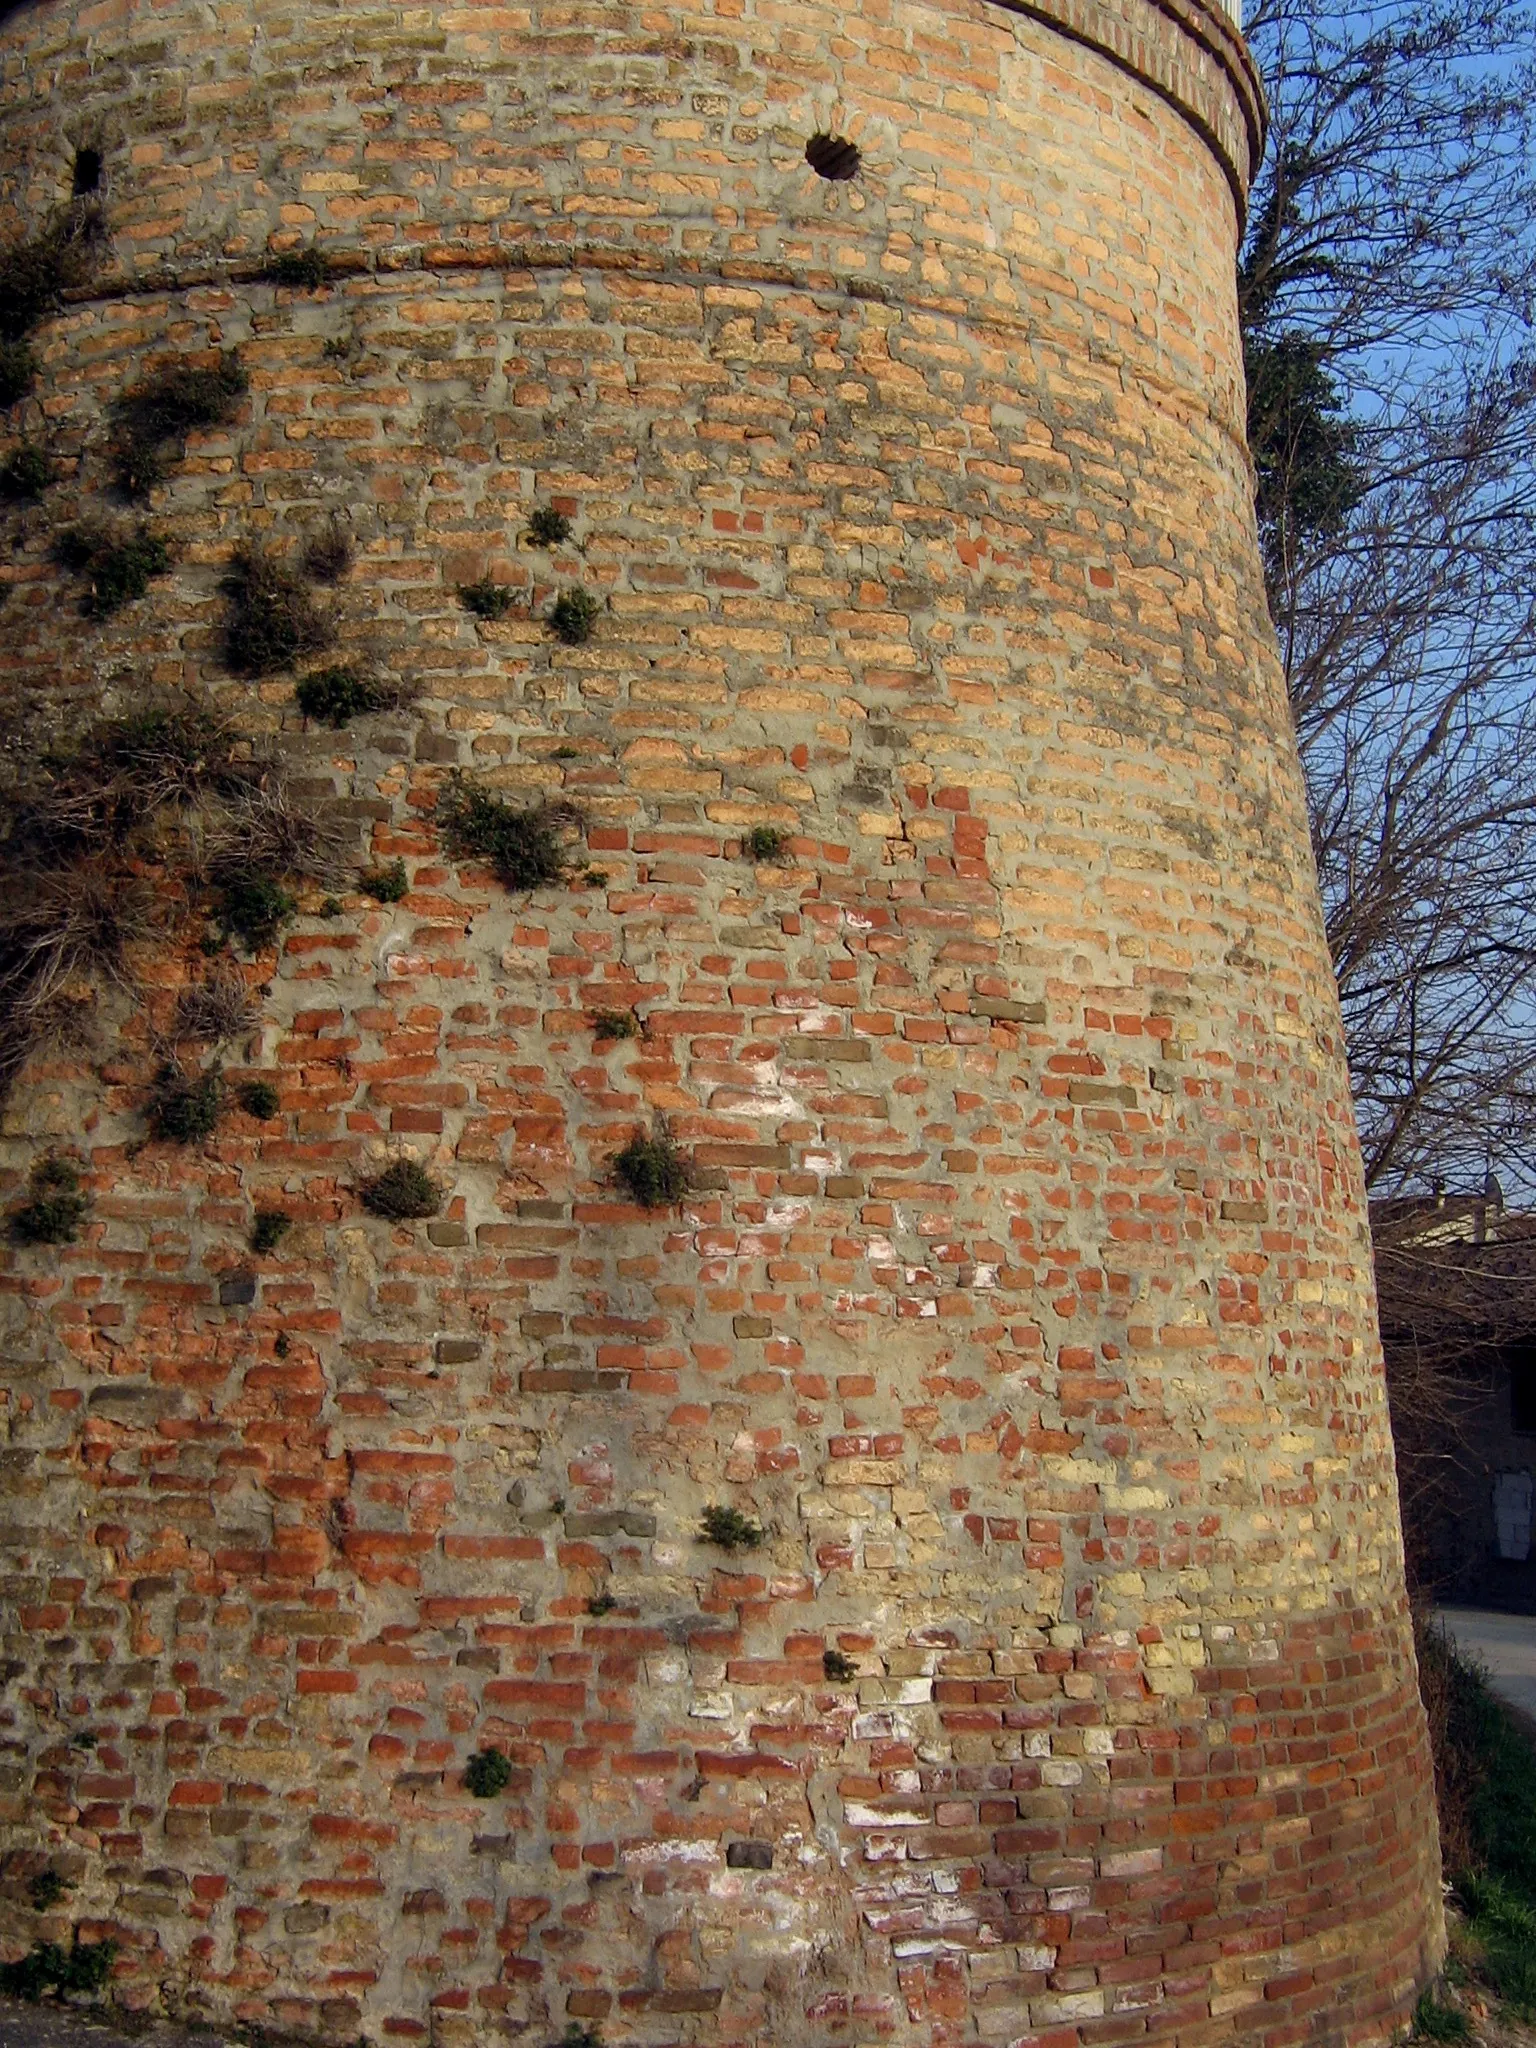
439,777,579,892
361,1159,442,1220
112,351,248,499
0,441,49,499
1419,1617,1536,2014
10,1155,89,1245
1414,1987,1471,2040
699,1504,763,1551
221,545,333,676
587,1592,617,1616
550,587,600,644
54,522,172,617
822,1648,858,1683
463,1747,512,1797
458,577,517,620
613,1121,691,1209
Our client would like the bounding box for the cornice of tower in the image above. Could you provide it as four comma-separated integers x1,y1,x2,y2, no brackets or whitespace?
984,0,1266,213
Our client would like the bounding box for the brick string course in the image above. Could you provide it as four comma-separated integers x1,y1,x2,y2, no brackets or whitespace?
0,0,1445,2043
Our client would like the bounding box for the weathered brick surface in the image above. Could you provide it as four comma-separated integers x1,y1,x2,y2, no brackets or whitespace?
0,0,1443,2042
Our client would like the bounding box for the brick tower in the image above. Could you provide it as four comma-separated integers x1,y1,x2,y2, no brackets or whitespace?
0,0,1444,2042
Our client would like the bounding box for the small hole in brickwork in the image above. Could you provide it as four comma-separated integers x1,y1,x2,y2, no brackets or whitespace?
805,133,861,182
72,148,103,197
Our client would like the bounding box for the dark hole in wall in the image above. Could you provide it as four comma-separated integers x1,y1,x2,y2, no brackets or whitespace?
805,133,861,182
1510,1344,1536,1434
73,147,103,196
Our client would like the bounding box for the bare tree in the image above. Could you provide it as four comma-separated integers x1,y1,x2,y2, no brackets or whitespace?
1371,1203,1536,1593
1242,0,1536,1194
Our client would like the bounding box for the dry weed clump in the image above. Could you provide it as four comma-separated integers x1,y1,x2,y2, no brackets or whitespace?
0,342,36,408
360,1159,443,1220
0,205,102,349
9,1154,90,1245
302,521,354,584
0,442,49,500
0,696,350,1096
53,523,172,617
265,246,331,291
295,666,414,727
175,960,259,1044
438,778,581,891
112,352,248,499
221,545,333,676
613,1119,692,1209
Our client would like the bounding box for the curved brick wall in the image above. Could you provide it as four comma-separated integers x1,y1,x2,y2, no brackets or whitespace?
0,0,1442,2043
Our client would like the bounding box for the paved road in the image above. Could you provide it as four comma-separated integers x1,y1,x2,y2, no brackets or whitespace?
1436,1606,1536,1719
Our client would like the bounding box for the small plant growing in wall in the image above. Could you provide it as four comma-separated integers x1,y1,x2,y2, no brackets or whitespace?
53,522,172,617
9,1156,89,1245
463,1747,513,1798
457,577,516,620
265,245,332,291
295,666,410,726
360,1159,443,1220
0,441,49,499
251,1208,291,1253
549,587,600,645
112,351,248,499
699,1505,764,1552
822,1648,858,1683
0,1934,117,2001
0,341,36,408
526,505,572,547
361,859,409,903
27,1869,68,1912
557,2027,603,2048
147,1065,224,1145
743,824,790,863
222,545,334,676
439,777,580,892
587,1591,617,1616
613,1120,692,1209
217,872,297,950
240,1078,281,1120
591,1008,639,1042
